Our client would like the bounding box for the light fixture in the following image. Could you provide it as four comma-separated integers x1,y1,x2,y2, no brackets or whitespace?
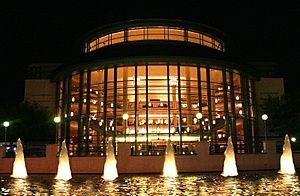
54,117,61,123
262,114,268,121
3,121,9,127
291,137,296,142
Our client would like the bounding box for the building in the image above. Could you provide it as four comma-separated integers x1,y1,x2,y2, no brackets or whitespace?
25,19,284,156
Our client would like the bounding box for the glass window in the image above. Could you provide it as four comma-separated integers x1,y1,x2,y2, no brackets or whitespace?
99,35,109,48
70,74,80,118
86,27,225,53
128,28,145,41
147,27,165,40
148,65,168,135
111,31,124,44
188,31,200,44
203,35,213,48
89,40,97,51
168,28,184,41
180,66,199,134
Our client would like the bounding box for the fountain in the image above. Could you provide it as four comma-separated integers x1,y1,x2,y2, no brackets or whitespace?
221,136,238,177
163,139,178,177
11,138,28,178
278,134,296,174
102,137,118,181
55,140,72,181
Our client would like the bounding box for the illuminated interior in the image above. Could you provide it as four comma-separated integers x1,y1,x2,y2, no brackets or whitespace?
57,63,255,156
54,19,257,156
85,26,224,53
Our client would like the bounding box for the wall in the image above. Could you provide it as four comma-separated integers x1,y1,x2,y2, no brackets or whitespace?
24,79,56,114
255,77,285,106
0,141,299,174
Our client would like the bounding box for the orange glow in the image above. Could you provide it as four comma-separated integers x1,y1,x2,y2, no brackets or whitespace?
86,26,224,53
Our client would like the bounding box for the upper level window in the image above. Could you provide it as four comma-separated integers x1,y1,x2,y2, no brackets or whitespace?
85,26,224,53
128,28,145,41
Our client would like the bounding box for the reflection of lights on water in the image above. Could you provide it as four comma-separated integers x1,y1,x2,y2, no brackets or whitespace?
257,173,300,194
10,178,31,195
0,172,299,195
163,176,179,195
53,179,71,194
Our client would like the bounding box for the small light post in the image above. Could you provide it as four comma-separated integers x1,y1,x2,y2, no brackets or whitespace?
3,121,9,144
291,137,296,143
291,137,296,150
262,114,268,152
196,112,203,141
54,116,61,144
122,113,129,142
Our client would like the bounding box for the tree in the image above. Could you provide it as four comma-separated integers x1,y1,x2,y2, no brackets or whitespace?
0,101,55,143
260,91,300,138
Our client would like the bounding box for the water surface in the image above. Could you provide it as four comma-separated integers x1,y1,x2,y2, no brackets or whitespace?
0,170,299,195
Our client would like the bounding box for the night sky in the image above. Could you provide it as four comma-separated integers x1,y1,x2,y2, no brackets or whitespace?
1,2,300,103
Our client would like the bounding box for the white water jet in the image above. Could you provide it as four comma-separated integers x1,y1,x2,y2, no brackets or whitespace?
278,134,296,174
11,138,28,178
55,140,72,181
221,136,238,177
102,138,118,181
163,139,178,177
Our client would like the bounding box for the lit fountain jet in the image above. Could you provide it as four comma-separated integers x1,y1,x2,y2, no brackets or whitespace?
102,138,118,181
221,136,238,177
278,134,296,174
55,140,72,181
163,139,178,177
11,138,28,178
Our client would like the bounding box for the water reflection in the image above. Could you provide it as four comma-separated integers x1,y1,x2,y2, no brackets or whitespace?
0,171,298,195
163,177,176,195
10,178,30,194
257,173,300,195
6,177,49,195
53,179,72,195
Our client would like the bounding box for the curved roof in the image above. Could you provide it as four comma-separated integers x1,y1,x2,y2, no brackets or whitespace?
51,19,258,80
83,18,226,42
81,18,226,54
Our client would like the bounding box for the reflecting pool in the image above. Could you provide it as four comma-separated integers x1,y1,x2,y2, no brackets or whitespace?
0,170,299,195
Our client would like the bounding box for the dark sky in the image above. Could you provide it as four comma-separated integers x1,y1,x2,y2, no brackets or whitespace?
1,2,300,103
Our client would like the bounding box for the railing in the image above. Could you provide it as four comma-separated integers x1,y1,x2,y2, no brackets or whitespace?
209,139,267,154
130,141,197,156
68,138,106,157
276,138,300,153
207,136,300,155
2,142,46,158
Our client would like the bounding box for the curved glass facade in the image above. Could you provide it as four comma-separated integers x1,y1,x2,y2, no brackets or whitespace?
85,26,225,53
56,63,256,156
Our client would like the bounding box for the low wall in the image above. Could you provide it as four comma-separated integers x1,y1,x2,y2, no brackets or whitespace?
0,141,299,174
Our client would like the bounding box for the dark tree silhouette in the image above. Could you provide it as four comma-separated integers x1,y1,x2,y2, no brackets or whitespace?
260,91,300,138
0,101,55,143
